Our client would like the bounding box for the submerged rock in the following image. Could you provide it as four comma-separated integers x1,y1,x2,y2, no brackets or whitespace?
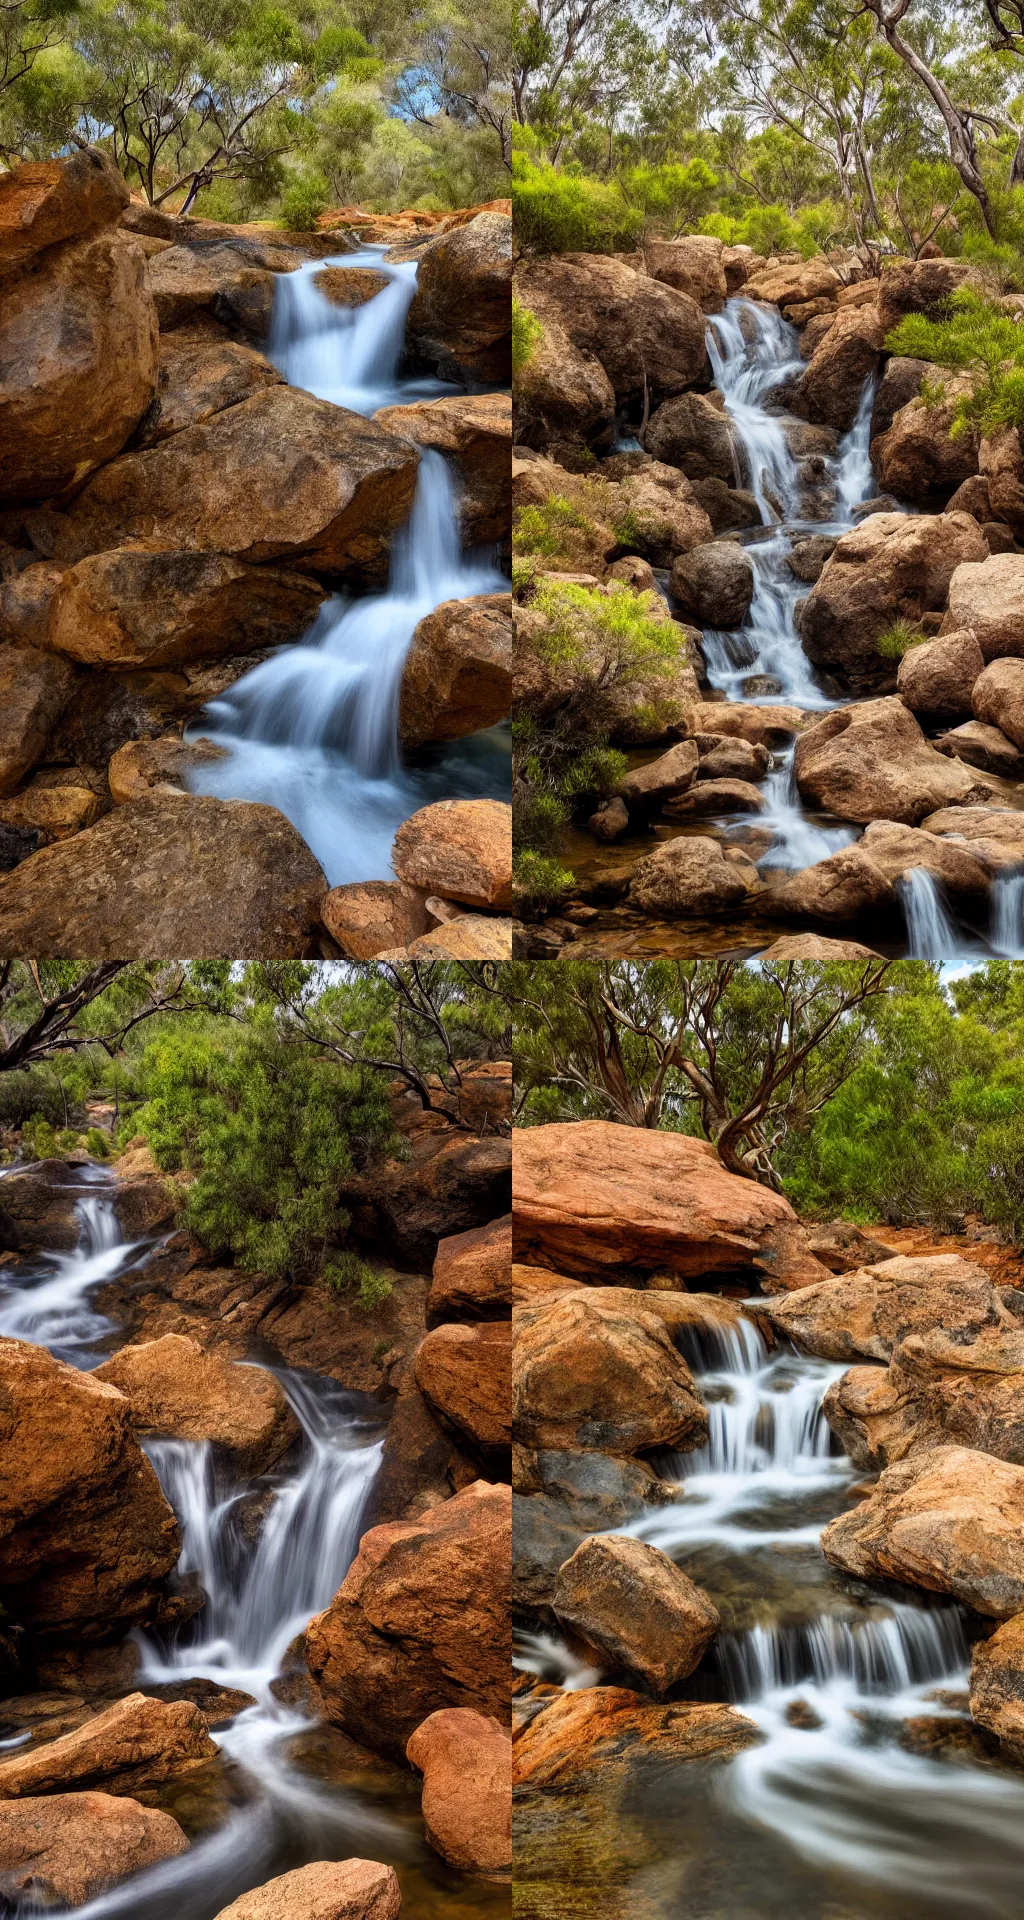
406,1708,511,1875
0,1791,188,1908
552,1534,719,1694
513,1687,759,1790
0,1691,215,1799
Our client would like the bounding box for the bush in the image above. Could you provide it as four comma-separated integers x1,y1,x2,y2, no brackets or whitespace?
85,1127,110,1160
513,851,575,916
885,288,1024,438
513,297,542,378
876,618,924,661
279,171,330,231
513,158,644,254
324,1252,394,1314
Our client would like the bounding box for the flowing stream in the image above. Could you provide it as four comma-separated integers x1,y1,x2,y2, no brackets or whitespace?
185,248,509,887
0,1172,507,1920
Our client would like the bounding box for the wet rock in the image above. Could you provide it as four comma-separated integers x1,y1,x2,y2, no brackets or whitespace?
687,476,761,532
305,1480,511,1761
552,1535,719,1693
936,719,1024,778
744,259,840,305
821,1444,1024,1617
615,740,697,809
45,549,326,669
513,1294,708,1455
406,211,511,382
765,845,895,923
896,628,985,720
0,794,328,958
668,541,754,626
212,1858,402,1920
321,880,433,959
797,306,884,433
513,1688,759,1790
680,702,808,747
946,553,1024,661
663,776,766,816
48,386,420,586
313,266,390,306
373,393,509,547
392,798,512,911
1,230,158,501
427,1214,512,1327
645,391,737,480
511,312,616,457
973,657,1024,749
857,819,991,896
516,254,707,409
0,1336,181,1643
793,697,989,823
766,1252,1010,1362
644,235,727,312
800,512,988,678
0,1791,189,1907
628,833,764,916
93,1334,299,1474
970,1613,1024,1758
522,1445,677,1526
870,357,929,441
406,1708,511,1875
414,1320,511,1457
0,149,127,271
398,593,511,747
873,382,979,506
0,646,76,797
788,534,837,583
757,934,884,959
0,1691,215,1799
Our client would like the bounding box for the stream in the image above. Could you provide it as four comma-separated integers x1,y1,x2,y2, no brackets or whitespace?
0,1170,509,1920
184,247,510,888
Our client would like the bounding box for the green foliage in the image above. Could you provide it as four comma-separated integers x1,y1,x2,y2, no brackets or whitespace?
885,289,1024,438
620,158,718,233
84,1127,110,1159
875,618,924,661
512,156,643,253
513,850,575,914
512,296,542,378
279,168,330,230
324,1251,394,1313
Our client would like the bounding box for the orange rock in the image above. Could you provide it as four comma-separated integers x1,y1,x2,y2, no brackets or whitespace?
398,592,512,746
211,1858,402,1919
0,149,128,270
392,799,512,911
321,879,433,959
513,1293,708,1454
552,1535,719,1693
47,550,326,671
0,1791,188,1907
94,1334,299,1473
0,1691,215,1799
414,1321,511,1453
406,212,511,382
407,1708,511,1874
766,1252,1011,1361
374,394,510,548
513,1687,759,1790
427,1215,512,1326
313,266,390,306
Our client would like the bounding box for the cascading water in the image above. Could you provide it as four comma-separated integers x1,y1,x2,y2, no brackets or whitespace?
0,1169,137,1363
899,868,964,961
185,248,509,887
991,871,1024,955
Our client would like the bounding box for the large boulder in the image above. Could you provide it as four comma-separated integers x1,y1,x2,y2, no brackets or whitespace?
896,628,984,720
0,1337,181,1643
796,305,884,433
552,1534,719,1694
135,333,282,446
0,647,75,797
93,1335,299,1474
427,1214,512,1326
821,1444,1024,1616
512,1294,708,1454
398,594,511,748
876,257,981,337
972,657,1024,749
765,1253,1011,1362
857,818,991,896
0,1792,188,1908
870,356,929,441
511,311,616,457
0,148,128,271
872,383,979,505
793,697,989,823
970,1614,1024,1760
0,794,328,959
406,1709,511,1875
406,211,511,382
669,542,754,627
766,845,895,924
145,244,277,337
413,1320,511,1455
305,1480,510,1761
392,799,511,910
644,235,727,311
515,254,707,408
212,1860,402,1920
980,426,1024,534
0,228,158,502
936,718,1024,779
628,835,763,917
44,549,325,669
512,1119,797,1279
373,393,509,547
645,391,738,480
744,259,840,305
321,880,432,959
513,1688,759,1791
0,1691,215,1799
608,461,714,566
616,740,698,810
799,511,988,678
945,553,1024,660
47,387,420,585
827,1323,1024,1472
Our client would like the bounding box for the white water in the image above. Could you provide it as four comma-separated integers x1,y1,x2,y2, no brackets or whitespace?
990,872,1024,955
0,1172,137,1363
186,247,509,888
899,868,964,961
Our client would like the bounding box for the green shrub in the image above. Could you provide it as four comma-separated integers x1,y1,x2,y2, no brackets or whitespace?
515,495,597,558
279,171,330,232
512,297,542,378
22,1117,58,1160
513,158,644,254
512,850,575,915
85,1127,110,1160
324,1252,394,1314
876,618,924,661
885,288,1024,438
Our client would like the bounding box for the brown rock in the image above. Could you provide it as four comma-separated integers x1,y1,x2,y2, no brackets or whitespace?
0,149,128,271
669,542,754,627
0,1337,181,1642
373,394,510,547
745,258,840,305
313,266,390,306
0,647,75,799
628,834,763,916
788,534,838,583
615,740,698,809
970,1613,1024,1758
321,880,432,958
407,212,511,381
512,1294,707,1454
0,794,328,959
366,1374,478,1525
766,845,895,923
609,461,714,565
0,561,66,652
872,382,979,505
722,245,763,292
973,657,1024,749
406,1708,511,1874
936,719,1024,778
766,1253,1009,1362
136,333,282,446
305,1480,511,1760
146,244,276,337
399,593,511,747
797,306,884,433
0,1691,215,1799
427,1215,512,1327
392,798,511,910
511,311,616,457
663,777,766,817
876,257,982,337
644,235,727,312
757,934,884,959
679,702,808,747
0,230,158,501
800,511,988,678
0,1792,188,1908
512,1688,758,1790
0,783,102,843
46,549,325,670
645,391,737,480
695,736,771,781
552,1534,719,1693
212,1859,402,1920
896,628,985,719
980,426,1024,534
414,1321,511,1455
93,1335,299,1474
858,819,991,896
106,734,228,804
823,1363,916,1471
945,552,1024,660
870,356,929,440
516,253,707,409
793,697,988,823
398,916,512,960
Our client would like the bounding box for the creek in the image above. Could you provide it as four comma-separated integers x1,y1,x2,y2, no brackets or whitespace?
183,248,510,888
0,1169,509,1920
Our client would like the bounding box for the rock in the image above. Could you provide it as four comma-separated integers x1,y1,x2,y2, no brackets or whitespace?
0,783,102,843
406,1709,511,1875
628,835,763,916
788,534,838,583
0,560,66,651
373,393,509,547
766,845,895,923
145,244,276,337
45,549,325,669
305,1480,510,1761
313,266,390,306
50,387,420,585
106,735,229,805
516,254,707,409
341,1120,510,1271
644,235,727,311
821,1444,1024,1617
0,1691,215,1799
857,819,991,896
512,1294,707,1455
936,719,1024,778
758,933,884,959
391,799,511,911
136,333,281,446
552,1535,719,1693
946,473,993,520
799,512,988,678
645,391,737,480
413,1321,511,1456
589,795,629,839
398,916,512,960
873,383,979,505
797,306,884,433
0,647,76,796
830,1322,1024,1472
980,426,1024,534
680,702,807,747
512,1688,759,1790
0,1792,188,1908
870,357,929,441
876,257,981,338
945,553,1024,660
406,211,511,381
744,259,840,305
970,1614,1024,1759
211,1859,402,1920
321,880,432,958
511,312,616,457
608,462,714,565
973,657,1024,749
615,741,698,809
398,594,511,747
427,1215,512,1327
663,777,766,817
822,1363,915,1471
605,553,657,589
0,230,158,501
695,736,771,781
765,1253,1009,1362
722,245,763,292
793,698,989,823
688,477,761,532
805,1220,898,1273
519,1440,678,1521
93,1335,299,1474
0,149,128,271
0,1337,181,1643
0,794,328,959
669,542,754,626
896,628,985,719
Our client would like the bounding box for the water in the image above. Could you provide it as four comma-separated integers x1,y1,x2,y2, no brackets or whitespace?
0,1170,137,1364
899,868,964,960
991,872,1024,954
186,249,509,888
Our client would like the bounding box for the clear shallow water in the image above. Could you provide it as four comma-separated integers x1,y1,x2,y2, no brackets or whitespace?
186,248,509,889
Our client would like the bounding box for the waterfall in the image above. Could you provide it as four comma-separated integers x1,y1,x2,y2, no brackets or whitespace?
0,1177,135,1364
899,867,963,960
834,370,878,518
990,871,1024,957
185,247,509,889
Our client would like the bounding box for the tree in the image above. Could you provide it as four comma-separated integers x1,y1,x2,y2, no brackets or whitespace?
856,0,999,233
0,961,214,1076
394,0,512,170
0,0,76,102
